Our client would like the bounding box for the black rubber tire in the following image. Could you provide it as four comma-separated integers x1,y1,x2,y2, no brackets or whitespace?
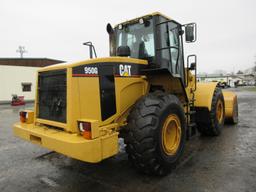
197,87,225,136
124,93,186,176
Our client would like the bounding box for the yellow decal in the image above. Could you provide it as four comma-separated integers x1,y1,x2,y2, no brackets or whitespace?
119,64,131,76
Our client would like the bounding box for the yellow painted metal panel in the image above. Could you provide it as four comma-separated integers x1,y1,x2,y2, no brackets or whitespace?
67,73,81,133
194,82,218,110
38,57,147,72
66,68,72,132
34,71,39,121
14,57,150,163
101,133,119,159
223,91,237,118
13,122,119,163
116,78,147,113
36,118,67,129
78,77,101,121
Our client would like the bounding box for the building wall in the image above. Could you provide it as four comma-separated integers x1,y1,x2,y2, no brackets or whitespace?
0,65,40,103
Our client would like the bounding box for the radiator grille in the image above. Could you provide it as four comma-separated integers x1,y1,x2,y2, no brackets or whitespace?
38,69,67,123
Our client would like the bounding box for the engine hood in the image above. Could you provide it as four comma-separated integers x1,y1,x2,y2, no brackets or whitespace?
38,57,147,73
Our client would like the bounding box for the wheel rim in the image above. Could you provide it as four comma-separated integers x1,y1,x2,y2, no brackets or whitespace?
162,114,181,155
216,99,224,123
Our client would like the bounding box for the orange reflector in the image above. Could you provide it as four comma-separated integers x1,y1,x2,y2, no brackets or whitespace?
82,131,91,140
78,122,91,139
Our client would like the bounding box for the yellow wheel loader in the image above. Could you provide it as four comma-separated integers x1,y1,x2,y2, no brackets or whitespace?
13,12,238,176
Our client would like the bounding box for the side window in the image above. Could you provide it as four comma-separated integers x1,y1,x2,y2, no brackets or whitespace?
168,26,179,74
158,17,185,84
143,33,155,57
118,33,123,46
159,23,170,66
127,34,135,48
22,83,32,92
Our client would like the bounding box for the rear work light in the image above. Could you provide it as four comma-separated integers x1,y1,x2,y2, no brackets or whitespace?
78,121,92,139
19,110,34,124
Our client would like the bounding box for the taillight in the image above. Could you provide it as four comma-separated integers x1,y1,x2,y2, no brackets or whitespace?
78,121,91,139
19,110,34,123
20,111,27,123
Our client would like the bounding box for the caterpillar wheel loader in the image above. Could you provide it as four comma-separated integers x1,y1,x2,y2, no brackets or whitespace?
13,12,238,176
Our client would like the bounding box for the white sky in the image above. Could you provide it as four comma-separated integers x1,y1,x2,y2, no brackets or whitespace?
0,0,255,73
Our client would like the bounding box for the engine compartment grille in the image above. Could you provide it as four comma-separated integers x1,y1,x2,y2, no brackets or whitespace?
38,69,67,123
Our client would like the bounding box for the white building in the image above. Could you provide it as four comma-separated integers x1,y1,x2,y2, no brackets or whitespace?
0,58,63,104
197,73,255,87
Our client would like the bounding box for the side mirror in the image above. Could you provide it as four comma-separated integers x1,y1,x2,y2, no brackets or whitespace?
187,54,197,71
185,23,197,43
189,62,196,70
186,54,197,90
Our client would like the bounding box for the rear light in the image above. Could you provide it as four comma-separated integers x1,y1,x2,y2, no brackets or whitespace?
78,121,91,139
19,110,34,123
20,111,27,123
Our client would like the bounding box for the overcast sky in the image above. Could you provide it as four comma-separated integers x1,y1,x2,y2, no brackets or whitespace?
0,0,255,73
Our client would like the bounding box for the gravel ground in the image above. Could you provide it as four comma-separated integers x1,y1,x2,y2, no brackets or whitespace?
0,87,256,192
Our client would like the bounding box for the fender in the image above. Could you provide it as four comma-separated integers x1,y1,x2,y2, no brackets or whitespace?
194,82,218,111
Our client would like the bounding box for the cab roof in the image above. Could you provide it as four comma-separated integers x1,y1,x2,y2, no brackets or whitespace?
114,12,171,27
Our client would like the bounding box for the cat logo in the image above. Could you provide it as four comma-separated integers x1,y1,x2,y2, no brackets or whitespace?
119,64,131,76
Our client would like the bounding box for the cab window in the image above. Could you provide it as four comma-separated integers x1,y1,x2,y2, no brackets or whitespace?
116,19,155,60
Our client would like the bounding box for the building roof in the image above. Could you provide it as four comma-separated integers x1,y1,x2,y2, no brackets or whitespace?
0,58,64,67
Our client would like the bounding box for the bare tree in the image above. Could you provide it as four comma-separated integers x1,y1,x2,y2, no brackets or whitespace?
16,46,27,58
254,55,256,85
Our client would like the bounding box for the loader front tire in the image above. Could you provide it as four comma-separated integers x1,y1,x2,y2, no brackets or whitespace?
124,93,186,176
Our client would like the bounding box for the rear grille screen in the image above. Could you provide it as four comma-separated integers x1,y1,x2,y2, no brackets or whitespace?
38,70,67,123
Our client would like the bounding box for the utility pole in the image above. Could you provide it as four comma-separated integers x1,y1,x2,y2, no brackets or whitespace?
16,46,27,58
254,55,256,86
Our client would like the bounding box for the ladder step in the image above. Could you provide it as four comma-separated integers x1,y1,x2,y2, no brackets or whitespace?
190,111,196,115
185,111,196,115
189,122,196,127
184,101,195,106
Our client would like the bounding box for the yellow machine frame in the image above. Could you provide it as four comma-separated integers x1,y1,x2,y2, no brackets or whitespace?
13,12,238,164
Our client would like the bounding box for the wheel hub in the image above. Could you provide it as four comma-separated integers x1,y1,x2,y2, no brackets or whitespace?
162,114,181,155
216,100,224,123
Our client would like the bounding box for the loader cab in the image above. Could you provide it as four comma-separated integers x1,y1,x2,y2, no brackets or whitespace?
108,13,196,87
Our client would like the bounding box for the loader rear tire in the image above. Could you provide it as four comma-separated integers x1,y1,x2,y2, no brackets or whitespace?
197,87,225,136
124,93,186,176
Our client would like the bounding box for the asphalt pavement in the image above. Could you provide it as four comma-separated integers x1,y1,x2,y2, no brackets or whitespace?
0,87,256,192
